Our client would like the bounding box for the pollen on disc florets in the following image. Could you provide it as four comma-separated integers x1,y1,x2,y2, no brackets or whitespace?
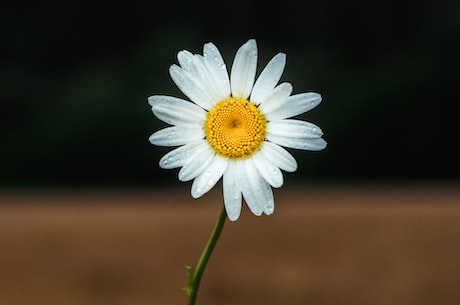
205,97,266,159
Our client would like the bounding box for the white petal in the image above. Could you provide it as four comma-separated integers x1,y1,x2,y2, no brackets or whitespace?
251,150,284,188
258,82,293,114
149,126,204,146
203,42,231,100
230,39,258,99
251,53,286,105
159,141,207,169
265,92,322,121
266,134,327,151
178,145,214,181
192,55,225,103
169,65,214,110
237,160,262,216
267,119,324,138
149,95,206,127
260,142,298,172
191,155,228,198
177,51,212,91
177,50,195,71
223,161,242,221
240,159,275,216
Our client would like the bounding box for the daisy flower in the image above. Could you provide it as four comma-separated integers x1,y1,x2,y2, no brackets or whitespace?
149,39,326,221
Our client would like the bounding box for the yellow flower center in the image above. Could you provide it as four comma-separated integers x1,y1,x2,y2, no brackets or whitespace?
205,97,266,159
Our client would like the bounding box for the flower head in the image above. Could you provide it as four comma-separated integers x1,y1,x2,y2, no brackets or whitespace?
149,39,326,221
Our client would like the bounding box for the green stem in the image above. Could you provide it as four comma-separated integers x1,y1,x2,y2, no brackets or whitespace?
186,205,227,305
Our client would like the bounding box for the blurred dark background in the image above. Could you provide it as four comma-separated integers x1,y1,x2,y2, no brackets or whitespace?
1,0,459,188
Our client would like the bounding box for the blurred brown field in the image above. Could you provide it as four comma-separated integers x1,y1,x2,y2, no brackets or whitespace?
1,184,460,305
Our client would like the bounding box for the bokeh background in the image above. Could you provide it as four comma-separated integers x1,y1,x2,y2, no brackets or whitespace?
1,0,460,305
2,0,459,187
